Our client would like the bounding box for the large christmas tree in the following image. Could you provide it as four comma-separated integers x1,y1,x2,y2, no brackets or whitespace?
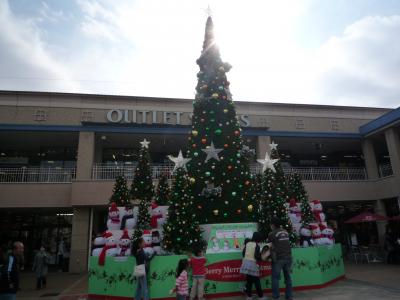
131,139,154,241
110,175,130,206
186,16,252,223
163,151,205,253
287,172,315,226
257,142,297,244
156,174,170,205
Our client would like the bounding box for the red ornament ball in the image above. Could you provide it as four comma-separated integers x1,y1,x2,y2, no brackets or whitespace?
227,165,233,171
224,143,229,148
245,180,250,186
192,144,197,148
234,130,240,136
201,138,207,144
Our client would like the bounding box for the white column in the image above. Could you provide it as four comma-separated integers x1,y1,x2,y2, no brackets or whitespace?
385,128,400,179
76,132,95,180
256,136,271,159
361,139,379,179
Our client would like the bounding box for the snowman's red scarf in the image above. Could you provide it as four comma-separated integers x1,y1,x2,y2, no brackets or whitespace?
119,244,130,256
109,216,120,224
98,244,117,266
151,214,162,228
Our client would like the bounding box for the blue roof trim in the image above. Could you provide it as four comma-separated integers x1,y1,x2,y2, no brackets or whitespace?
0,123,362,138
359,107,400,135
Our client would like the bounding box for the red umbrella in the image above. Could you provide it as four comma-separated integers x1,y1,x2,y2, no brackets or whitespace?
391,215,400,221
344,211,389,224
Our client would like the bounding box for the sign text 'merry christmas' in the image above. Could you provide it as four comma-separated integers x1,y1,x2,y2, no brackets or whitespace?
205,259,272,282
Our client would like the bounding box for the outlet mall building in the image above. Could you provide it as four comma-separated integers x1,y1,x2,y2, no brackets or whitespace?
0,90,399,272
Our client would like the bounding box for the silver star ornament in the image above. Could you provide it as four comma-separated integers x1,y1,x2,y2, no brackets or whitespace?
140,139,150,149
270,141,278,151
168,150,191,173
202,142,223,163
257,151,279,173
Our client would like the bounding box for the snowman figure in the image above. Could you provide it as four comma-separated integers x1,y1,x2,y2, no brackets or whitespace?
92,233,106,256
288,198,302,224
311,200,326,223
151,203,165,229
118,229,131,256
142,230,155,256
98,231,118,266
299,225,314,247
107,202,121,230
310,224,323,246
320,224,335,245
152,230,162,255
120,205,136,230
211,237,220,252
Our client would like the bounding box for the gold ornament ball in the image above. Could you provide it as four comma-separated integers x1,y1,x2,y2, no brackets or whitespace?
248,204,254,212
189,177,196,184
192,130,198,136
211,93,219,99
213,209,219,216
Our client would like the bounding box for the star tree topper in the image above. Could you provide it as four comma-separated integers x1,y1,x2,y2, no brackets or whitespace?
257,151,279,173
202,142,223,163
168,150,191,173
140,139,150,149
270,141,278,151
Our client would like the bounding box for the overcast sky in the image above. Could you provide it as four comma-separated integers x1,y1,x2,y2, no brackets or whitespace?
0,0,399,107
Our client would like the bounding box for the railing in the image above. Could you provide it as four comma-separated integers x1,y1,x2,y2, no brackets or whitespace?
92,164,174,180
379,163,393,178
0,167,76,183
251,165,367,181
92,163,367,181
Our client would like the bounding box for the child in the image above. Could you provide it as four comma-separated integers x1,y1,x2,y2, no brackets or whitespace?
174,259,189,300
189,248,207,300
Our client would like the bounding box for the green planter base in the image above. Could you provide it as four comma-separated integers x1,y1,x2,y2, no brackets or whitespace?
88,244,344,299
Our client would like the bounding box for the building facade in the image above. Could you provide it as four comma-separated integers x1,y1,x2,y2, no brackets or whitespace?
0,90,399,272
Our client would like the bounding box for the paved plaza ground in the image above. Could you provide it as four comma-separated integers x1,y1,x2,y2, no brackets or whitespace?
15,262,400,300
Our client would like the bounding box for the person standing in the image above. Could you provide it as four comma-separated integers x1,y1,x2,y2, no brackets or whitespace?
240,232,265,300
174,259,189,300
268,218,293,300
189,248,207,300
57,239,65,272
132,238,152,300
32,246,49,290
0,241,24,300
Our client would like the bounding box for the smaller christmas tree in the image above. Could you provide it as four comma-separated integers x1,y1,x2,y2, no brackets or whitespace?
156,175,170,205
163,151,205,254
132,198,151,242
287,173,315,226
110,175,130,206
131,139,154,242
130,139,154,202
257,142,297,244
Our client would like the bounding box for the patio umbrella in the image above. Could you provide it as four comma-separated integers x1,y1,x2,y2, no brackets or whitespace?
344,211,389,224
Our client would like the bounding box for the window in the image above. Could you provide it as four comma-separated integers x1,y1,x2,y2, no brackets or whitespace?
331,120,339,131
33,110,48,121
295,119,305,129
81,111,94,122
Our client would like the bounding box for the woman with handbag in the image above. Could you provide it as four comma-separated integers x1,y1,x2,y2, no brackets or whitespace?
132,238,152,300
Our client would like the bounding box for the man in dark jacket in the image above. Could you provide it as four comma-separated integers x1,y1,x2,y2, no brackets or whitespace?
268,218,293,300
0,241,24,300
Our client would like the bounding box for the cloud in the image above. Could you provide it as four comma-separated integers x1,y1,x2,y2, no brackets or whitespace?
0,0,81,92
314,15,400,107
